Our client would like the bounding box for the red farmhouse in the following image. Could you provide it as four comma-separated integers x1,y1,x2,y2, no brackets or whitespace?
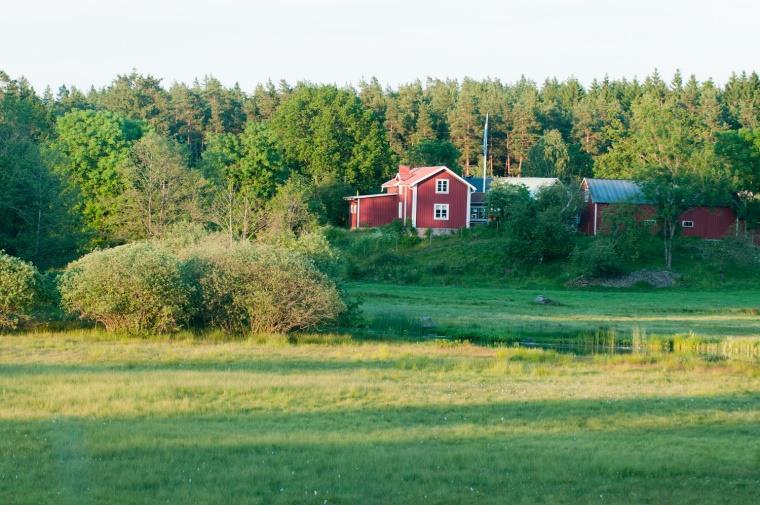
579,178,740,239
345,166,476,232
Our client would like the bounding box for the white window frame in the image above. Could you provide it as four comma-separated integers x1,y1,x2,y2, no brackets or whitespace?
433,203,449,221
398,201,403,219
682,220,695,228
435,179,450,194
470,205,487,221
350,204,356,214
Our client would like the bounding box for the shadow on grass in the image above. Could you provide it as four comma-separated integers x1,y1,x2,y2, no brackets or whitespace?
0,357,403,376
1,393,759,505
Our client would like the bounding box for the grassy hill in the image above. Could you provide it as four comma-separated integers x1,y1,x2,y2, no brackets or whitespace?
328,225,760,289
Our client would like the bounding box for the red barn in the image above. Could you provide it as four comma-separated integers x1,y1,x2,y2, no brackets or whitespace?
345,165,476,232
579,178,740,239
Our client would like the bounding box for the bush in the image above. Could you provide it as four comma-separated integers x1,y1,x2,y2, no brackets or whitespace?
59,243,193,333
0,251,38,329
572,238,627,277
187,242,346,334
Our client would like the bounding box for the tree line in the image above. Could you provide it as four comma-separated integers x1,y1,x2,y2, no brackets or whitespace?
2,69,760,268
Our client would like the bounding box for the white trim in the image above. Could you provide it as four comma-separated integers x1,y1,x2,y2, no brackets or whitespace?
433,203,450,221
343,193,396,200
411,186,417,228
466,188,471,228
435,178,450,194
398,201,403,219
356,199,361,229
682,220,695,228
402,186,409,224
593,203,598,236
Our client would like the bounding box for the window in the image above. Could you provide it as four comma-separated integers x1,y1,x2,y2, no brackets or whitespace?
643,219,657,225
350,204,356,214
435,179,449,194
398,201,403,219
583,189,590,203
470,206,487,221
682,220,695,228
434,203,449,220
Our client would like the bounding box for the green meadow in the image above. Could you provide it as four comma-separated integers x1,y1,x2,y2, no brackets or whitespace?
352,282,760,343
1,283,759,504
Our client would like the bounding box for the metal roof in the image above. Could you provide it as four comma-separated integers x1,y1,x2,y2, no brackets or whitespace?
495,177,560,197
584,178,650,204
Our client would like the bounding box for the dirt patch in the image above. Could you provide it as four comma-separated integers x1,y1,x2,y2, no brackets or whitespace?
567,270,680,288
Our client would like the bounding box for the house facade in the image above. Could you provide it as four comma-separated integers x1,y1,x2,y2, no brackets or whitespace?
345,166,476,232
579,178,740,239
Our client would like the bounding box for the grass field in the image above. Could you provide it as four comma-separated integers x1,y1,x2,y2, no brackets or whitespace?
1,329,759,504
2,282,760,504
350,282,760,344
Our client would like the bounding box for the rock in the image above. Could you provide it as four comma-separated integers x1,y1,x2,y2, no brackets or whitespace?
533,294,552,305
419,316,436,329
565,270,679,289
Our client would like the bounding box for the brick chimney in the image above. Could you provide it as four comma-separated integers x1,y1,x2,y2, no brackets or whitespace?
398,165,411,179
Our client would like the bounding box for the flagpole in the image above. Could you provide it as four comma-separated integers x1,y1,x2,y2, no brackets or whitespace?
482,114,489,193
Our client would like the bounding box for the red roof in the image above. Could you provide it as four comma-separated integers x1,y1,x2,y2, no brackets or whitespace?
382,166,471,189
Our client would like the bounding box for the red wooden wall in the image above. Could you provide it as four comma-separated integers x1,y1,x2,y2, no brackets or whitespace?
579,202,738,239
414,175,469,228
680,207,737,239
349,195,398,229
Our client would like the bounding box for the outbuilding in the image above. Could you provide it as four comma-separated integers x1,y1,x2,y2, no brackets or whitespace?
579,178,739,239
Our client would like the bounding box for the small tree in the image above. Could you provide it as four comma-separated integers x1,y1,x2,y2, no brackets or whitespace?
486,183,533,226
487,183,579,265
639,171,703,270
59,243,193,333
0,251,38,329
121,133,207,240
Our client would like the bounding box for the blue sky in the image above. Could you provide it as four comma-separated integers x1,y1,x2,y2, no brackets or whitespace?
2,0,758,92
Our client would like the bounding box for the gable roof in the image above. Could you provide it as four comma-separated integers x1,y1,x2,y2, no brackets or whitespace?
383,166,476,191
583,178,650,204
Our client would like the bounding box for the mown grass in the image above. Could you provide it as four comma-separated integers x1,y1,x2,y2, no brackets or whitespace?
1,331,759,504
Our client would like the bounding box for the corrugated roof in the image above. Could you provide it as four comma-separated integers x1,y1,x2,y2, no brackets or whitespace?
495,177,560,197
584,178,649,204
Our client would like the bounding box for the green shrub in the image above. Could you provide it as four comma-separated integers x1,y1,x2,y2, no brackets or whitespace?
0,251,38,329
573,238,626,277
59,243,193,333
261,228,343,278
187,242,346,334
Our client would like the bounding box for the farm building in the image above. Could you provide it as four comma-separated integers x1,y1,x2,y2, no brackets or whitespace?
345,166,476,232
579,178,740,239
344,166,562,231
